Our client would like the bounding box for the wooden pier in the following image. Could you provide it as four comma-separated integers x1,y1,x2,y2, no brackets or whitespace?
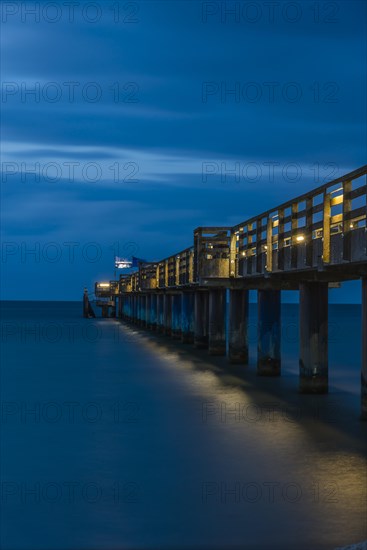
92,166,367,419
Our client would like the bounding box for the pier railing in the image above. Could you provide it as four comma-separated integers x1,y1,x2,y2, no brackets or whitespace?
233,165,367,278
103,166,366,294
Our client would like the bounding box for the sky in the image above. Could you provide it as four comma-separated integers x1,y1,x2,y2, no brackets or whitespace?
1,0,366,301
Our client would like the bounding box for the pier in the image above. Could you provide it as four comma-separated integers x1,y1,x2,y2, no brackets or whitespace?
90,166,367,419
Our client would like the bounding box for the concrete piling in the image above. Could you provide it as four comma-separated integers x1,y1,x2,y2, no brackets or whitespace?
132,295,137,323
181,291,195,344
361,277,367,419
141,295,147,327
163,293,172,336
146,294,152,328
171,294,182,339
194,291,209,349
157,293,164,332
228,289,249,364
257,289,281,376
299,282,328,393
150,293,157,330
101,279,367,419
208,289,227,356
136,295,141,324
136,295,141,325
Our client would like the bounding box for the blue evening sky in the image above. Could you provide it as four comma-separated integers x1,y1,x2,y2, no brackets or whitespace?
1,0,366,301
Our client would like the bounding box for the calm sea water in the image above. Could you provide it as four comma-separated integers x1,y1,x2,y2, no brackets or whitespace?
0,301,366,550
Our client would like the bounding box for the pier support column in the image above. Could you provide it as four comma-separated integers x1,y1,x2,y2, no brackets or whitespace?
141,295,147,327
118,296,123,319
257,289,281,376
181,291,195,344
132,295,136,323
136,295,140,324
146,294,152,329
111,297,117,318
150,293,157,330
163,293,172,336
127,295,132,321
299,282,328,393
229,289,249,364
208,289,226,356
137,295,142,325
123,295,128,319
194,291,209,349
157,294,164,332
149,293,155,329
122,295,126,320
171,294,182,339
134,294,140,325
361,278,367,419
130,295,134,322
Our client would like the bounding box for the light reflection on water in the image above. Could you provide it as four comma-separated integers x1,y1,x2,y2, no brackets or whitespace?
0,301,366,550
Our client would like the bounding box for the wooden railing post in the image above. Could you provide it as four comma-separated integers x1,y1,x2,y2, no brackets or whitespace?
323,192,331,264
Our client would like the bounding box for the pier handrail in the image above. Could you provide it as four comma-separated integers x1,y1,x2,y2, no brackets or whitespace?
95,165,367,295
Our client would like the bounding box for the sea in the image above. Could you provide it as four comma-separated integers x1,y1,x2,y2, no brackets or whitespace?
0,301,366,550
